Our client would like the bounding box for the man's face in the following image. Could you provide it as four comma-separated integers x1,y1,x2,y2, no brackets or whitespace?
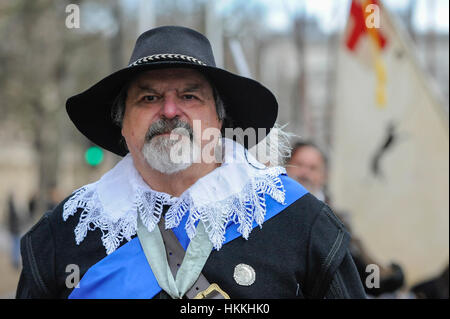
121,68,222,173
286,146,327,194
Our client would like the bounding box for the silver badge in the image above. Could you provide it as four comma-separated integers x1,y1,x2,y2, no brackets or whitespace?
233,263,256,286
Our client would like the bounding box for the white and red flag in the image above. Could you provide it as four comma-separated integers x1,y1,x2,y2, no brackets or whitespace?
329,0,449,285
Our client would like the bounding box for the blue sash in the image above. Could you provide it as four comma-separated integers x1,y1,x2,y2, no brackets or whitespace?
69,175,308,299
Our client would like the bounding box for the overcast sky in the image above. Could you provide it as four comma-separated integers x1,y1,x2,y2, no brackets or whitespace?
93,0,450,37
257,0,449,33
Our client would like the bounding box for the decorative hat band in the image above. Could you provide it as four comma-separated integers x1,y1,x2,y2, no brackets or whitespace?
129,53,208,67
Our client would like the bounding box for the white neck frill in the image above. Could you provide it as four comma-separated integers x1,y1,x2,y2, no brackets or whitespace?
63,138,286,254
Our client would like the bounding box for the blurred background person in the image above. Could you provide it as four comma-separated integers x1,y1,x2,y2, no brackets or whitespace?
285,141,328,202
6,193,21,270
286,140,406,297
26,186,60,226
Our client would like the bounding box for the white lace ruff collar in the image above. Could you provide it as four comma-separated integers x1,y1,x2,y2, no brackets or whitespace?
63,139,286,254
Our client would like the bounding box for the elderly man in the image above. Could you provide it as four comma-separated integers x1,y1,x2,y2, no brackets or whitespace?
16,26,365,299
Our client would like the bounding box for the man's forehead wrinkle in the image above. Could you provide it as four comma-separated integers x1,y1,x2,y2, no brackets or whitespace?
182,83,201,91
181,83,211,93
133,80,209,95
135,84,158,93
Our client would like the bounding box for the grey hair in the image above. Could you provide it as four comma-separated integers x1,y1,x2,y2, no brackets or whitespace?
249,123,297,167
111,84,129,127
212,86,227,123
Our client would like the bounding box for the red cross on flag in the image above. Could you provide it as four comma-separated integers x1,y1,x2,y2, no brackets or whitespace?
346,0,387,52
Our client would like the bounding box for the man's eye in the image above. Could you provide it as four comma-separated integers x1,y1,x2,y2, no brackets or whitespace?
143,95,157,102
183,94,196,100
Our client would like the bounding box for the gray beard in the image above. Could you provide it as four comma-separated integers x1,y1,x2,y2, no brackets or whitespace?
142,118,198,174
142,134,198,175
142,128,205,174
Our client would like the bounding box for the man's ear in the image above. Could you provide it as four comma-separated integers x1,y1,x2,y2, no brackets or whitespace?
119,135,129,153
119,117,129,153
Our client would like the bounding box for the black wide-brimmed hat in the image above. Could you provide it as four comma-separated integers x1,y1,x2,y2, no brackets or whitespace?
66,26,278,156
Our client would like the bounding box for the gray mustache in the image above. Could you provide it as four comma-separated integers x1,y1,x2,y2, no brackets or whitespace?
145,118,194,142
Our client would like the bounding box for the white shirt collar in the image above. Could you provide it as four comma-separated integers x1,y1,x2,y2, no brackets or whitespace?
63,138,286,254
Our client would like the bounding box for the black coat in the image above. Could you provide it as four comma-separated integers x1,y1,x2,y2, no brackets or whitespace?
16,192,366,299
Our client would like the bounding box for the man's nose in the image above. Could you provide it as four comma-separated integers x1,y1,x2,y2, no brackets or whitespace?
160,94,182,119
